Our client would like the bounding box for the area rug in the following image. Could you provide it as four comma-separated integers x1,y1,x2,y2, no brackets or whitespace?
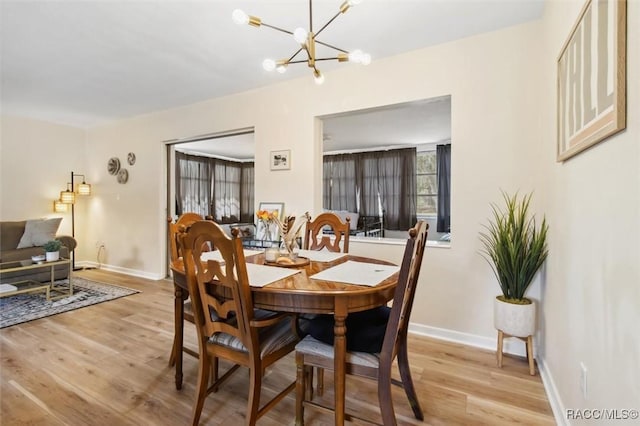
0,277,139,329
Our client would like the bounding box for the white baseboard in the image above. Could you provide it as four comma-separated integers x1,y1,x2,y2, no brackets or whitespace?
76,261,164,281
408,323,527,357
537,356,567,426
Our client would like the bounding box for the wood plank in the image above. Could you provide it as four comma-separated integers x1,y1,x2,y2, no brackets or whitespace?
0,269,555,425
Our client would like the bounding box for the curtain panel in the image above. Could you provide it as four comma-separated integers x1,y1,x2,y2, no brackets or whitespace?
323,148,417,230
175,152,254,223
436,144,451,233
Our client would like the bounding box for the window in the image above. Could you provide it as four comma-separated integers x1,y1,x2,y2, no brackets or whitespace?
416,150,437,216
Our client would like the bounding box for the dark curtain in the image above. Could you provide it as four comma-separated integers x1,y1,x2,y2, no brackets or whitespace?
323,154,358,212
240,162,255,223
323,148,416,231
358,148,416,230
175,152,254,223
436,144,451,232
175,152,212,217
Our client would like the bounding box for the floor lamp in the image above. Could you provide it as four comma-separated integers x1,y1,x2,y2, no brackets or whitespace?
55,171,91,271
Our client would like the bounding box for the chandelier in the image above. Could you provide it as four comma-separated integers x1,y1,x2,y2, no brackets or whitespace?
232,0,371,85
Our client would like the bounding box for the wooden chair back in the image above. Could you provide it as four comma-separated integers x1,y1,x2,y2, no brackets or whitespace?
380,221,428,369
168,213,204,263
303,212,350,253
178,221,255,353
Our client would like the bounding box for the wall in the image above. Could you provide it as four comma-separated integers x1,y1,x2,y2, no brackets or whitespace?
538,1,640,422
0,116,87,240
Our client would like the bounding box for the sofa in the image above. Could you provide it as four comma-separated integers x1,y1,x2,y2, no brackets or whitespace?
0,219,76,284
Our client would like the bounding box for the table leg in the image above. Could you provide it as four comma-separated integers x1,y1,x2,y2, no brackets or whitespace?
173,284,185,390
333,303,348,426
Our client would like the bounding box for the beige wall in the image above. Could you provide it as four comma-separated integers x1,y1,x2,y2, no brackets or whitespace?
0,116,87,239
2,3,639,422
538,0,640,422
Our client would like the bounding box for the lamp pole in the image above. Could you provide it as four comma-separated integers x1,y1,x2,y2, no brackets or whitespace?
71,171,77,270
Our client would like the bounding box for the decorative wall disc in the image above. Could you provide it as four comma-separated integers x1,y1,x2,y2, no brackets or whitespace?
127,152,136,165
108,157,121,175
117,168,129,184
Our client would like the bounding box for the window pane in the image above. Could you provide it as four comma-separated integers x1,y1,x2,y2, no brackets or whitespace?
417,195,437,215
417,175,437,195
417,151,436,173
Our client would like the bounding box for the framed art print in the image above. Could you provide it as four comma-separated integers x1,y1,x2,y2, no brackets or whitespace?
557,0,626,162
270,150,291,170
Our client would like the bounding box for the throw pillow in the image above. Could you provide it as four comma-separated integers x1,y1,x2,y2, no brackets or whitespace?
16,218,63,249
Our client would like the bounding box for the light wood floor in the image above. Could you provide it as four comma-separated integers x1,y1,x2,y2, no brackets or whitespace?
0,269,555,425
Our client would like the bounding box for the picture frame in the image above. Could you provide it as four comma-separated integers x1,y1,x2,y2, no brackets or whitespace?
557,0,626,162
270,150,291,170
256,202,284,241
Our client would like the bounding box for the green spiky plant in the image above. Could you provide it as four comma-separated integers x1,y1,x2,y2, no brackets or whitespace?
479,192,549,304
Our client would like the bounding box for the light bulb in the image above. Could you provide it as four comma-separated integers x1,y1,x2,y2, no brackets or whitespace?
262,59,276,72
347,0,362,6
293,27,308,44
276,63,287,73
313,70,325,85
348,49,363,63
232,9,249,25
361,53,371,65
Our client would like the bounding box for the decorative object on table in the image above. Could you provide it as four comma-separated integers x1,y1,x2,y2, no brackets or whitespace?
127,152,136,165
31,255,45,264
479,191,548,375
273,212,310,260
53,172,91,271
107,157,121,175
256,202,284,240
43,239,62,262
557,0,626,162
269,150,291,171
0,277,139,329
232,0,371,85
117,168,129,184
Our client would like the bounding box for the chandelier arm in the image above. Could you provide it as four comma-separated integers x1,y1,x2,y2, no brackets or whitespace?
314,39,349,54
286,48,305,63
260,22,294,36
288,59,312,65
309,0,313,32
314,11,342,38
314,57,342,62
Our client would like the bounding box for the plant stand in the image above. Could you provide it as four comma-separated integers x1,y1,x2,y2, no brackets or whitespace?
496,330,535,376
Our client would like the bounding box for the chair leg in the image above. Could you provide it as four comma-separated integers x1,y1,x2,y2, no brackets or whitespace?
377,361,397,426
295,352,306,426
191,352,211,426
246,367,262,426
397,340,424,420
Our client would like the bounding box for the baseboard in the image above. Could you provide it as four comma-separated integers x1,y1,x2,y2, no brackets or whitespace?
77,261,164,281
537,355,568,426
408,323,527,357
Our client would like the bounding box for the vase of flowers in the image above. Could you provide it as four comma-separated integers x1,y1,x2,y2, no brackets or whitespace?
256,209,277,242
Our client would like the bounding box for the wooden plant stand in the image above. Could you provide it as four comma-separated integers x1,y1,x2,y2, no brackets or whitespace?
497,330,536,376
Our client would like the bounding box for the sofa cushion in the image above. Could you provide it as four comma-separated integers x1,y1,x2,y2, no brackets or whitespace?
16,218,63,249
0,221,26,251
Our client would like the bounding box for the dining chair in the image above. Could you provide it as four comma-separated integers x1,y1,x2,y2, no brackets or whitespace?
179,220,300,426
294,221,428,426
303,212,350,253
168,213,206,390
301,211,351,393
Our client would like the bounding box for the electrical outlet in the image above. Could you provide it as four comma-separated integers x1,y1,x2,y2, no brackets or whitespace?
580,362,588,399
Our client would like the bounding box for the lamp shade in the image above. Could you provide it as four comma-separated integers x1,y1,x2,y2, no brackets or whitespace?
53,199,69,213
77,182,91,195
60,189,76,204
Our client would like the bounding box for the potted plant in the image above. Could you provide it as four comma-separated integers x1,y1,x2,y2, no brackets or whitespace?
43,239,63,262
479,192,548,338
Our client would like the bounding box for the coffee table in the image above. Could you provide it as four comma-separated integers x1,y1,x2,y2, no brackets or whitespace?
0,258,73,301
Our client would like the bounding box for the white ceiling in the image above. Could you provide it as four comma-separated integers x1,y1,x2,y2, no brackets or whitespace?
1,0,544,129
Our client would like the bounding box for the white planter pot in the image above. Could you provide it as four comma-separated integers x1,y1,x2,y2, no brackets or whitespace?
493,296,536,337
45,251,60,262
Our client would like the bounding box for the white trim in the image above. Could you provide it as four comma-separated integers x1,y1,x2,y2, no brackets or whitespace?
78,261,164,280
537,356,568,426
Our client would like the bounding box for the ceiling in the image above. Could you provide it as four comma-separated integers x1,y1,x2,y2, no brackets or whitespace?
1,0,544,129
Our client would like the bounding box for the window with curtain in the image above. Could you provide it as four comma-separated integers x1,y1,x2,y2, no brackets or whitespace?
175,151,254,223
323,148,416,231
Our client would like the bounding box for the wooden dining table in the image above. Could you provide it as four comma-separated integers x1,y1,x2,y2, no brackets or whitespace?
171,250,399,426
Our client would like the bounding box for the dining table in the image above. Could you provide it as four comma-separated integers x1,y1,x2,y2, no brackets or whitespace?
171,248,400,426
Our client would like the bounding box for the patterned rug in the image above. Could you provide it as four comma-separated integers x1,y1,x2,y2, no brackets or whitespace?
0,277,139,329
